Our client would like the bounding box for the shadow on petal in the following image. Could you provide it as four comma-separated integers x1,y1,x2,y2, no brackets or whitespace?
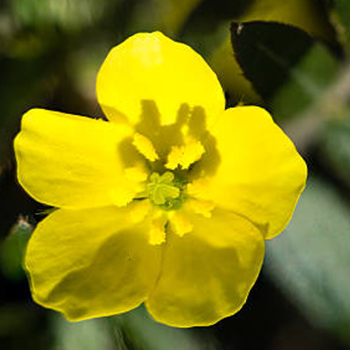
37,225,161,321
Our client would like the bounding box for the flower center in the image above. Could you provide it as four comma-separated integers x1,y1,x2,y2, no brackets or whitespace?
147,172,186,211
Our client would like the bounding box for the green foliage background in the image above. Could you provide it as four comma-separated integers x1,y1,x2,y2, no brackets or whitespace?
1,0,350,349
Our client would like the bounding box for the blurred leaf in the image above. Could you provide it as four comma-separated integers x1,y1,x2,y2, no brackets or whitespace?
113,307,217,350
265,175,350,341
180,0,253,54
10,0,110,32
322,114,350,184
270,42,341,117
131,0,204,36
282,62,349,153
52,315,117,350
0,53,58,168
270,41,340,119
331,0,350,50
0,54,56,117
0,216,33,280
67,43,110,102
0,304,50,349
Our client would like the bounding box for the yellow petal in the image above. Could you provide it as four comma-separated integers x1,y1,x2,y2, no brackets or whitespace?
25,203,161,321
193,106,307,239
14,109,144,209
96,32,225,127
187,198,215,218
146,208,264,327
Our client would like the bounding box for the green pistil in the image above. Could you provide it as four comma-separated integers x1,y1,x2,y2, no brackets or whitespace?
147,172,186,210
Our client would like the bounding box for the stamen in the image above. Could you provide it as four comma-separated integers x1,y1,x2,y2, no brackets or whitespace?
180,140,205,169
149,215,167,245
169,211,193,237
165,146,183,170
133,132,159,162
165,139,205,170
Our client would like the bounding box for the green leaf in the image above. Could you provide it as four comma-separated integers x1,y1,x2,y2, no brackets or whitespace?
207,0,335,105
331,0,350,50
322,115,350,184
265,175,350,342
0,217,33,280
52,315,117,350
231,21,314,100
231,21,341,119
232,0,334,41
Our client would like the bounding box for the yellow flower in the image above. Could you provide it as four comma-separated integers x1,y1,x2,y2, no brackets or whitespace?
14,32,307,327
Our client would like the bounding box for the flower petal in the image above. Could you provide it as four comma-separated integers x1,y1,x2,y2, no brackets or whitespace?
96,32,225,127
25,204,161,321
14,108,144,209
146,208,264,327
193,106,307,239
